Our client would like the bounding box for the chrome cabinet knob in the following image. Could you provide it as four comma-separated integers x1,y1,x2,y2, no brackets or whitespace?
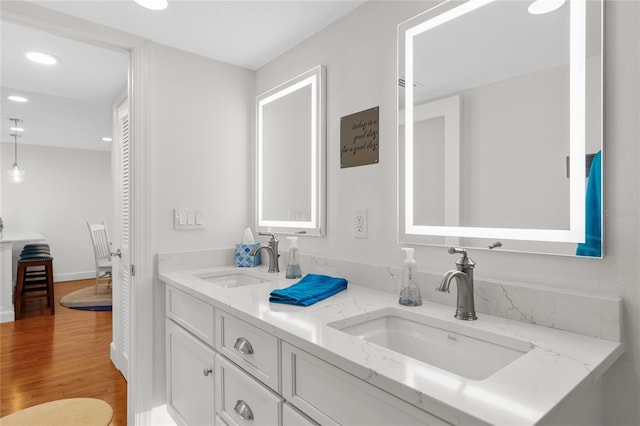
203,367,213,377
234,399,254,421
233,337,254,355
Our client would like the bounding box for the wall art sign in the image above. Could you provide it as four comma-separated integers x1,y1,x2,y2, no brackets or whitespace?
340,106,379,168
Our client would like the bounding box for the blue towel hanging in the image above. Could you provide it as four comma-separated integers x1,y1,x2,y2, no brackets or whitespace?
576,150,602,257
269,274,348,307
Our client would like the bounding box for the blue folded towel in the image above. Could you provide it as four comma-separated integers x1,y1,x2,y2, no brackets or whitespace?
269,274,348,306
576,150,602,257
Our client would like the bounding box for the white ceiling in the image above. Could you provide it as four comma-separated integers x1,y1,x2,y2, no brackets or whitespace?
1,0,365,152
30,0,366,71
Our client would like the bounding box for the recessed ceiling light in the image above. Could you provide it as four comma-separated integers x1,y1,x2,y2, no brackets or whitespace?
528,0,566,15
25,51,59,65
10,127,25,132
134,0,168,11
7,95,28,103
101,137,113,142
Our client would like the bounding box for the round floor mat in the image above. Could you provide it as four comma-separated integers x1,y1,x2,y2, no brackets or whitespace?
0,398,113,426
59,285,112,311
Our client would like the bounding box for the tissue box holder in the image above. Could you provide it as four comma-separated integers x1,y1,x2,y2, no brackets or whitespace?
235,243,261,267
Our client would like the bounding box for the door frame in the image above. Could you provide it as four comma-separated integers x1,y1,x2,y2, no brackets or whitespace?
1,3,154,425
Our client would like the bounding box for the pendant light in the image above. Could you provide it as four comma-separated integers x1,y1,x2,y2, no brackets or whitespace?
7,118,25,183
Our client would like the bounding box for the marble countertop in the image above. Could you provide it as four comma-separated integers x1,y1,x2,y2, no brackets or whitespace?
159,265,623,425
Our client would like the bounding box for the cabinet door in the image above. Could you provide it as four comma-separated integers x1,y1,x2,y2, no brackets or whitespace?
282,342,450,426
166,320,216,426
216,355,282,426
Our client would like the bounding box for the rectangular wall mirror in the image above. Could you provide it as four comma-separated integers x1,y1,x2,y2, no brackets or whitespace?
398,0,603,257
256,65,326,236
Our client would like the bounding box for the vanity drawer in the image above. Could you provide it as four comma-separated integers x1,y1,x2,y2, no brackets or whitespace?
166,286,215,346
216,309,279,391
282,342,450,426
215,355,282,426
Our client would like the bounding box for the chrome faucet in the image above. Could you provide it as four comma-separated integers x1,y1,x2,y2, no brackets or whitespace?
436,247,477,321
249,232,280,273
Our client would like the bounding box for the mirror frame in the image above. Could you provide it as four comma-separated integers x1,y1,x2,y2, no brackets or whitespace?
256,65,326,236
398,0,602,253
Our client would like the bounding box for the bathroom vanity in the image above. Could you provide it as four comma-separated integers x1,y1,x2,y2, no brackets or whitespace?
159,263,622,426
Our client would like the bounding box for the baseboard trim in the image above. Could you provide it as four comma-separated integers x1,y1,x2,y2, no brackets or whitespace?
55,271,95,282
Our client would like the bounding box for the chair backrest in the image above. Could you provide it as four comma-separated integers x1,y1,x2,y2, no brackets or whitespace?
87,222,112,269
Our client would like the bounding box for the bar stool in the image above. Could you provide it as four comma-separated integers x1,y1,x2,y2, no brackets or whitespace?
14,244,55,320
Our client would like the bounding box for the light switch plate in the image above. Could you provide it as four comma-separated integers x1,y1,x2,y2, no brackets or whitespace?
174,208,205,230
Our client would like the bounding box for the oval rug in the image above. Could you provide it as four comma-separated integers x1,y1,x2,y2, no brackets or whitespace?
60,285,112,311
0,398,113,426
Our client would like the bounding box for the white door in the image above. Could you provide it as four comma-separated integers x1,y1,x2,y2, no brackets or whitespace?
111,93,131,380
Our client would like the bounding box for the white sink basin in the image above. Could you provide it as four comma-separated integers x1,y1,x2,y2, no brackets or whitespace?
328,307,532,380
194,271,270,288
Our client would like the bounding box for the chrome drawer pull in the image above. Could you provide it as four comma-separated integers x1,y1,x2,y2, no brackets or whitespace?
203,368,213,377
234,399,254,421
233,337,254,355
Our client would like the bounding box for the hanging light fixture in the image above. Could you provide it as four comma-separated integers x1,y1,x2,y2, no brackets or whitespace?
7,118,25,183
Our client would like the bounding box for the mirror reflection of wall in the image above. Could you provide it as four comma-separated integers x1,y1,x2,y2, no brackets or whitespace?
399,0,603,257
261,85,312,222
256,65,326,236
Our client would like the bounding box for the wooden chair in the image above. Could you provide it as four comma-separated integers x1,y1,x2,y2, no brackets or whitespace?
86,222,113,294
14,244,55,320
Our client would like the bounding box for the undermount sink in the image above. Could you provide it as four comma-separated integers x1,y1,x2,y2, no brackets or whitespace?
328,307,533,380
194,271,270,288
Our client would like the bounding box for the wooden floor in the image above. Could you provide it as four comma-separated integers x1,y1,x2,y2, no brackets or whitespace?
0,279,127,425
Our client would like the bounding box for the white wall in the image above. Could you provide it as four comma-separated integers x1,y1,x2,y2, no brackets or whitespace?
0,142,113,281
151,43,255,253
255,1,639,425
149,43,255,406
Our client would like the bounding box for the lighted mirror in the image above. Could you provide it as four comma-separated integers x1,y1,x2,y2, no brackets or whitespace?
398,0,603,256
257,65,326,236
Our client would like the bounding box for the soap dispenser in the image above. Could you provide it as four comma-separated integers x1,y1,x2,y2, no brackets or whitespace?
399,248,422,306
285,237,302,279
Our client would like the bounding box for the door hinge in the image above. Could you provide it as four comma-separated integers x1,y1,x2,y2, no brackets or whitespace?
131,264,136,277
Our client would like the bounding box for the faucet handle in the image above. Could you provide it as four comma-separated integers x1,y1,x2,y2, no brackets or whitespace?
447,247,467,256
259,232,278,243
447,247,475,268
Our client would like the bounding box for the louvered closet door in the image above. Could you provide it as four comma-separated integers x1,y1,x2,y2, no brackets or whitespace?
111,96,131,380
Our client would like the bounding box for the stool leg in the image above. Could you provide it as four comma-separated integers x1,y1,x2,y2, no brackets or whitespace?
14,263,26,320
47,261,55,315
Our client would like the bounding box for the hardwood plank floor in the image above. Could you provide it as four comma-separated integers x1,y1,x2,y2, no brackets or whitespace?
1,279,127,425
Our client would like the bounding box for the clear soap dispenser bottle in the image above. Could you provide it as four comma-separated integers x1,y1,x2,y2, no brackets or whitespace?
286,237,302,279
399,247,422,306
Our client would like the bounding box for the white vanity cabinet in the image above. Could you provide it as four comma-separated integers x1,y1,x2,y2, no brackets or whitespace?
166,285,283,426
166,319,216,426
281,342,450,426
166,283,450,426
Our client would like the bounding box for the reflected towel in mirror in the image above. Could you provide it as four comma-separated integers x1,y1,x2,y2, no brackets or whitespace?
576,150,602,257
